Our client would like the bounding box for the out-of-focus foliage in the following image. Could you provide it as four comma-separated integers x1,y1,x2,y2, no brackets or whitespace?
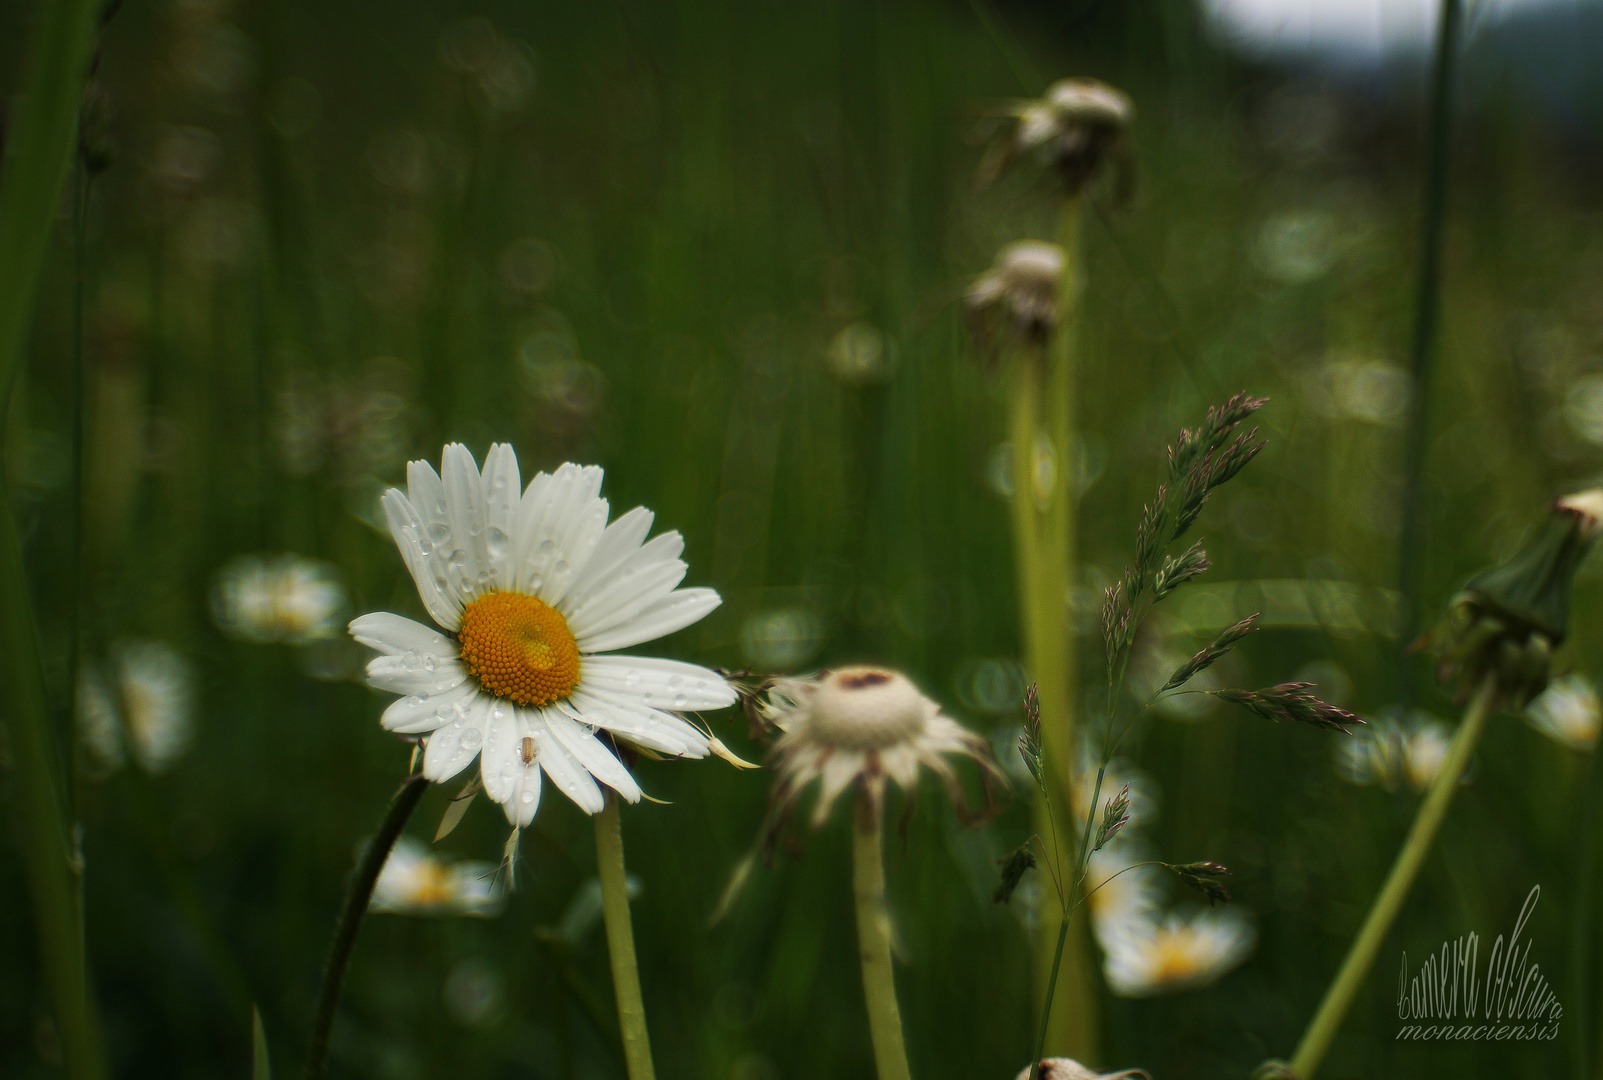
2,0,1602,1078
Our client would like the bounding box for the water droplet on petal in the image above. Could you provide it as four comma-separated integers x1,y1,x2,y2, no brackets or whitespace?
428,522,452,544
555,560,569,575
539,539,556,557
460,728,482,749
521,790,536,803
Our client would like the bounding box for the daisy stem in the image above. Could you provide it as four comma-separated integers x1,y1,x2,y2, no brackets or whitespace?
595,792,657,1080
0,0,109,1076
304,773,429,1079
851,802,913,1080
1288,676,1494,1079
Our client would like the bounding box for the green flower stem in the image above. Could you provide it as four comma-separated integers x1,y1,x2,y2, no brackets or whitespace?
1011,194,1095,1062
851,801,913,1080
304,773,429,1079
0,1,108,1077
595,792,657,1080
1289,677,1495,1079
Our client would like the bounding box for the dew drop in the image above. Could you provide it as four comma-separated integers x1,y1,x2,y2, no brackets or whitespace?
447,548,467,567
435,575,451,595
402,651,423,670
427,522,452,544
555,560,569,575
460,728,482,749
529,574,544,591
423,656,436,671
625,670,640,686
486,526,509,557
673,693,688,709
521,790,536,803
539,539,557,557
668,674,684,688
400,694,424,709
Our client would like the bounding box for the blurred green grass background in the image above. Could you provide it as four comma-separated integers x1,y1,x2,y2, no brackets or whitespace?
3,0,1602,1077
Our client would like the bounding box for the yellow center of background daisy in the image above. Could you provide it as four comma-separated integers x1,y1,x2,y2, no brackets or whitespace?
457,592,581,706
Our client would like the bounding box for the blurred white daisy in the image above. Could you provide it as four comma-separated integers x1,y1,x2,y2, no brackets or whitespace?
77,641,197,774
1071,754,1158,832
369,836,505,917
1526,674,1601,751
351,445,736,827
212,553,347,644
763,666,1001,827
1101,906,1256,998
1334,711,1452,793
1086,843,1164,942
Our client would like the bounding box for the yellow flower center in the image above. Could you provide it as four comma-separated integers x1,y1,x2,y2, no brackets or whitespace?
1153,931,1204,985
457,591,581,707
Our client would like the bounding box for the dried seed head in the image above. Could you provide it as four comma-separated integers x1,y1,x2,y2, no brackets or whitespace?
1215,683,1364,735
965,240,1066,368
1424,490,1603,709
1165,860,1233,907
984,77,1136,197
763,666,1004,832
993,842,1037,904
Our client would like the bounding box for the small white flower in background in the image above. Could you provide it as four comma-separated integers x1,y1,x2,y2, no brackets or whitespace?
1100,906,1256,998
1012,1057,1150,1080
763,666,1002,827
212,553,347,644
1526,674,1601,751
78,641,196,774
1071,754,1158,833
1086,843,1164,940
1333,711,1453,793
369,836,505,917
351,445,736,828
982,77,1135,195
965,241,1065,367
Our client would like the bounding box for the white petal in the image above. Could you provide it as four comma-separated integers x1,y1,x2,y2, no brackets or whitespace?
565,506,654,607
566,687,709,757
479,698,523,805
366,654,469,696
409,459,474,610
441,443,493,602
511,463,607,599
422,695,491,783
563,533,687,639
578,587,722,654
381,681,479,734
546,713,642,802
349,612,455,657
532,717,604,814
381,490,461,629
505,756,542,827
481,443,522,591
580,655,736,711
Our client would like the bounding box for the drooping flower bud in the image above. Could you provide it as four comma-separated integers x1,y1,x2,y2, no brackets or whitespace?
1012,1056,1150,1080
981,77,1135,197
964,240,1065,369
1427,490,1603,708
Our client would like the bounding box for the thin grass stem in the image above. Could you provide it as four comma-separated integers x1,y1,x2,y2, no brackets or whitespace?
595,792,657,1080
1288,676,1494,1079
304,773,429,1079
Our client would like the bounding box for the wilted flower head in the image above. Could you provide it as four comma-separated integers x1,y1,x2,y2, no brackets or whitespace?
965,241,1065,367
78,641,197,774
1525,673,1601,751
1013,1059,1150,1080
1100,906,1256,998
369,836,506,917
763,666,1002,830
1426,490,1603,709
1334,710,1454,793
212,553,347,644
982,77,1135,196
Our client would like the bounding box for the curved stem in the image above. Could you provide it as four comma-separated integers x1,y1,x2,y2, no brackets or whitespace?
303,773,429,1079
1289,677,1494,1079
852,800,913,1080
595,792,656,1080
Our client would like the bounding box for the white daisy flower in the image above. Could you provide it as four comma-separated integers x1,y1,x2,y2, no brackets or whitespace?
369,836,505,917
761,666,1003,828
1333,711,1454,793
1100,906,1256,998
350,445,737,827
1526,673,1601,751
77,641,197,774
1086,843,1164,942
212,553,347,644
